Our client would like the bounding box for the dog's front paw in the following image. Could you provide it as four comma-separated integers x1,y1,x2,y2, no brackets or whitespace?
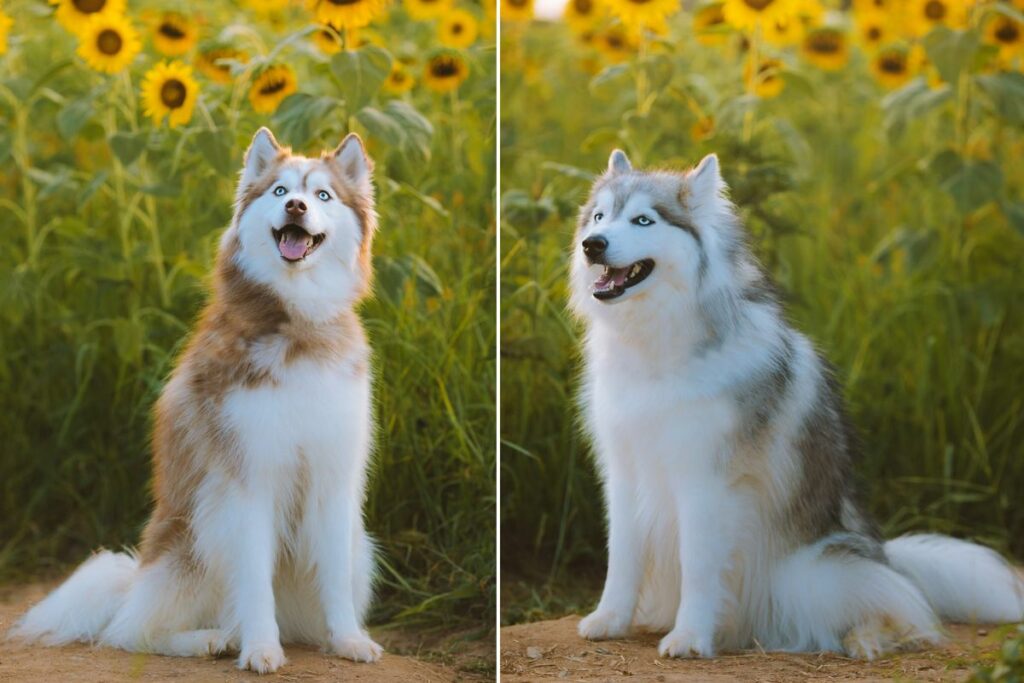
330,632,383,663
238,641,286,674
578,609,631,640
658,628,715,658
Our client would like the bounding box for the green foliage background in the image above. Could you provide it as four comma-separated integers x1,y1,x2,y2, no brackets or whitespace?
500,19,1024,623
0,2,495,633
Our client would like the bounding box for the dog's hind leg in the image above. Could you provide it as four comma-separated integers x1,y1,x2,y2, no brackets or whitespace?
768,534,942,659
99,553,217,656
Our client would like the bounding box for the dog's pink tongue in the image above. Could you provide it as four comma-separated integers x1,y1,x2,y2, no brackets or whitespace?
278,232,310,260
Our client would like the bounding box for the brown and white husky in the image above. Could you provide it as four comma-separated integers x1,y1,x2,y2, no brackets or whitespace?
11,128,382,673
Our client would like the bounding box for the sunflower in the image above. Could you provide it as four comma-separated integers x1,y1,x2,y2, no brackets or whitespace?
76,13,141,74
348,26,386,47
383,61,415,93
195,47,248,84
564,0,602,33
763,15,804,46
594,23,637,62
501,0,534,22
243,0,291,12
869,45,916,88
907,0,967,36
249,65,298,113
723,0,797,31
691,3,727,45
141,61,199,127
54,0,125,35
439,9,479,47
308,0,389,30
854,13,892,51
153,12,198,56
852,0,895,15
405,0,452,20
800,27,848,69
601,0,680,29
313,24,343,53
423,51,468,92
0,11,12,55
744,56,784,97
984,13,1022,58
793,0,823,26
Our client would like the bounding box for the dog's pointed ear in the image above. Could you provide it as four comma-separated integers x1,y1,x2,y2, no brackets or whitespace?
331,133,373,192
687,153,722,198
607,149,632,175
241,127,282,186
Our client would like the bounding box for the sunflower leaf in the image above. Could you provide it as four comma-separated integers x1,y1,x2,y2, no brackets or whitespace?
975,72,1024,126
330,46,392,112
923,28,979,87
108,131,147,166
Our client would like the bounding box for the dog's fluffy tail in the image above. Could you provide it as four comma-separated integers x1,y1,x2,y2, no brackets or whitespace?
8,550,138,645
885,534,1024,623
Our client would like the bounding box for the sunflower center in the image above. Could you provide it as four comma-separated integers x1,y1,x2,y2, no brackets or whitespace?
606,33,624,48
328,0,363,5
73,0,107,13
627,0,654,4
924,0,946,21
808,32,841,54
96,29,123,55
742,0,776,12
995,21,1019,43
574,0,593,13
391,71,406,83
430,58,459,77
452,22,464,33
879,54,906,74
160,79,187,108
507,0,529,7
159,22,186,40
867,26,881,40
260,78,288,95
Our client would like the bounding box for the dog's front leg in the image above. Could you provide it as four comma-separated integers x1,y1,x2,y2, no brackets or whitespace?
216,485,286,673
658,476,737,659
312,487,383,663
579,459,642,640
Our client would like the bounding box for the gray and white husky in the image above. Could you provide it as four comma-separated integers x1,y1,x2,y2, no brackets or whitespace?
570,149,1024,659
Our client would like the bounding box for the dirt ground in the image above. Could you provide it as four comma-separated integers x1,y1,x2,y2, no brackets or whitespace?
500,615,1011,682
0,583,493,682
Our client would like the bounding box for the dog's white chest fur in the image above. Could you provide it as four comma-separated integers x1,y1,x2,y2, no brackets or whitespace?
222,354,370,480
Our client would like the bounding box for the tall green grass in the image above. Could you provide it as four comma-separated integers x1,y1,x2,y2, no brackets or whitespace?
0,6,495,633
500,22,1024,623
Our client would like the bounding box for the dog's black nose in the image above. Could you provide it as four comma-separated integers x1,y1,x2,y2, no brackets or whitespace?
286,198,307,216
582,235,608,261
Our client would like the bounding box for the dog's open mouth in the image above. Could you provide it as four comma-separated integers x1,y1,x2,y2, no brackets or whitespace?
592,259,655,301
272,224,325,262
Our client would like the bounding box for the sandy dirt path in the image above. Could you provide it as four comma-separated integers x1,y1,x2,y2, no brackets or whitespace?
501,615,1010,682
1,583,493,682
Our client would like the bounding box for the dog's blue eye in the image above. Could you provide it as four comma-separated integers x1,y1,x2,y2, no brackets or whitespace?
594,212,604,222
633,215,654,226
273,186,286,196
318,190,331,201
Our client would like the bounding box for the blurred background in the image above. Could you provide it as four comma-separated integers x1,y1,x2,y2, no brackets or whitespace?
0,0,495,646
499,0,1024,624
